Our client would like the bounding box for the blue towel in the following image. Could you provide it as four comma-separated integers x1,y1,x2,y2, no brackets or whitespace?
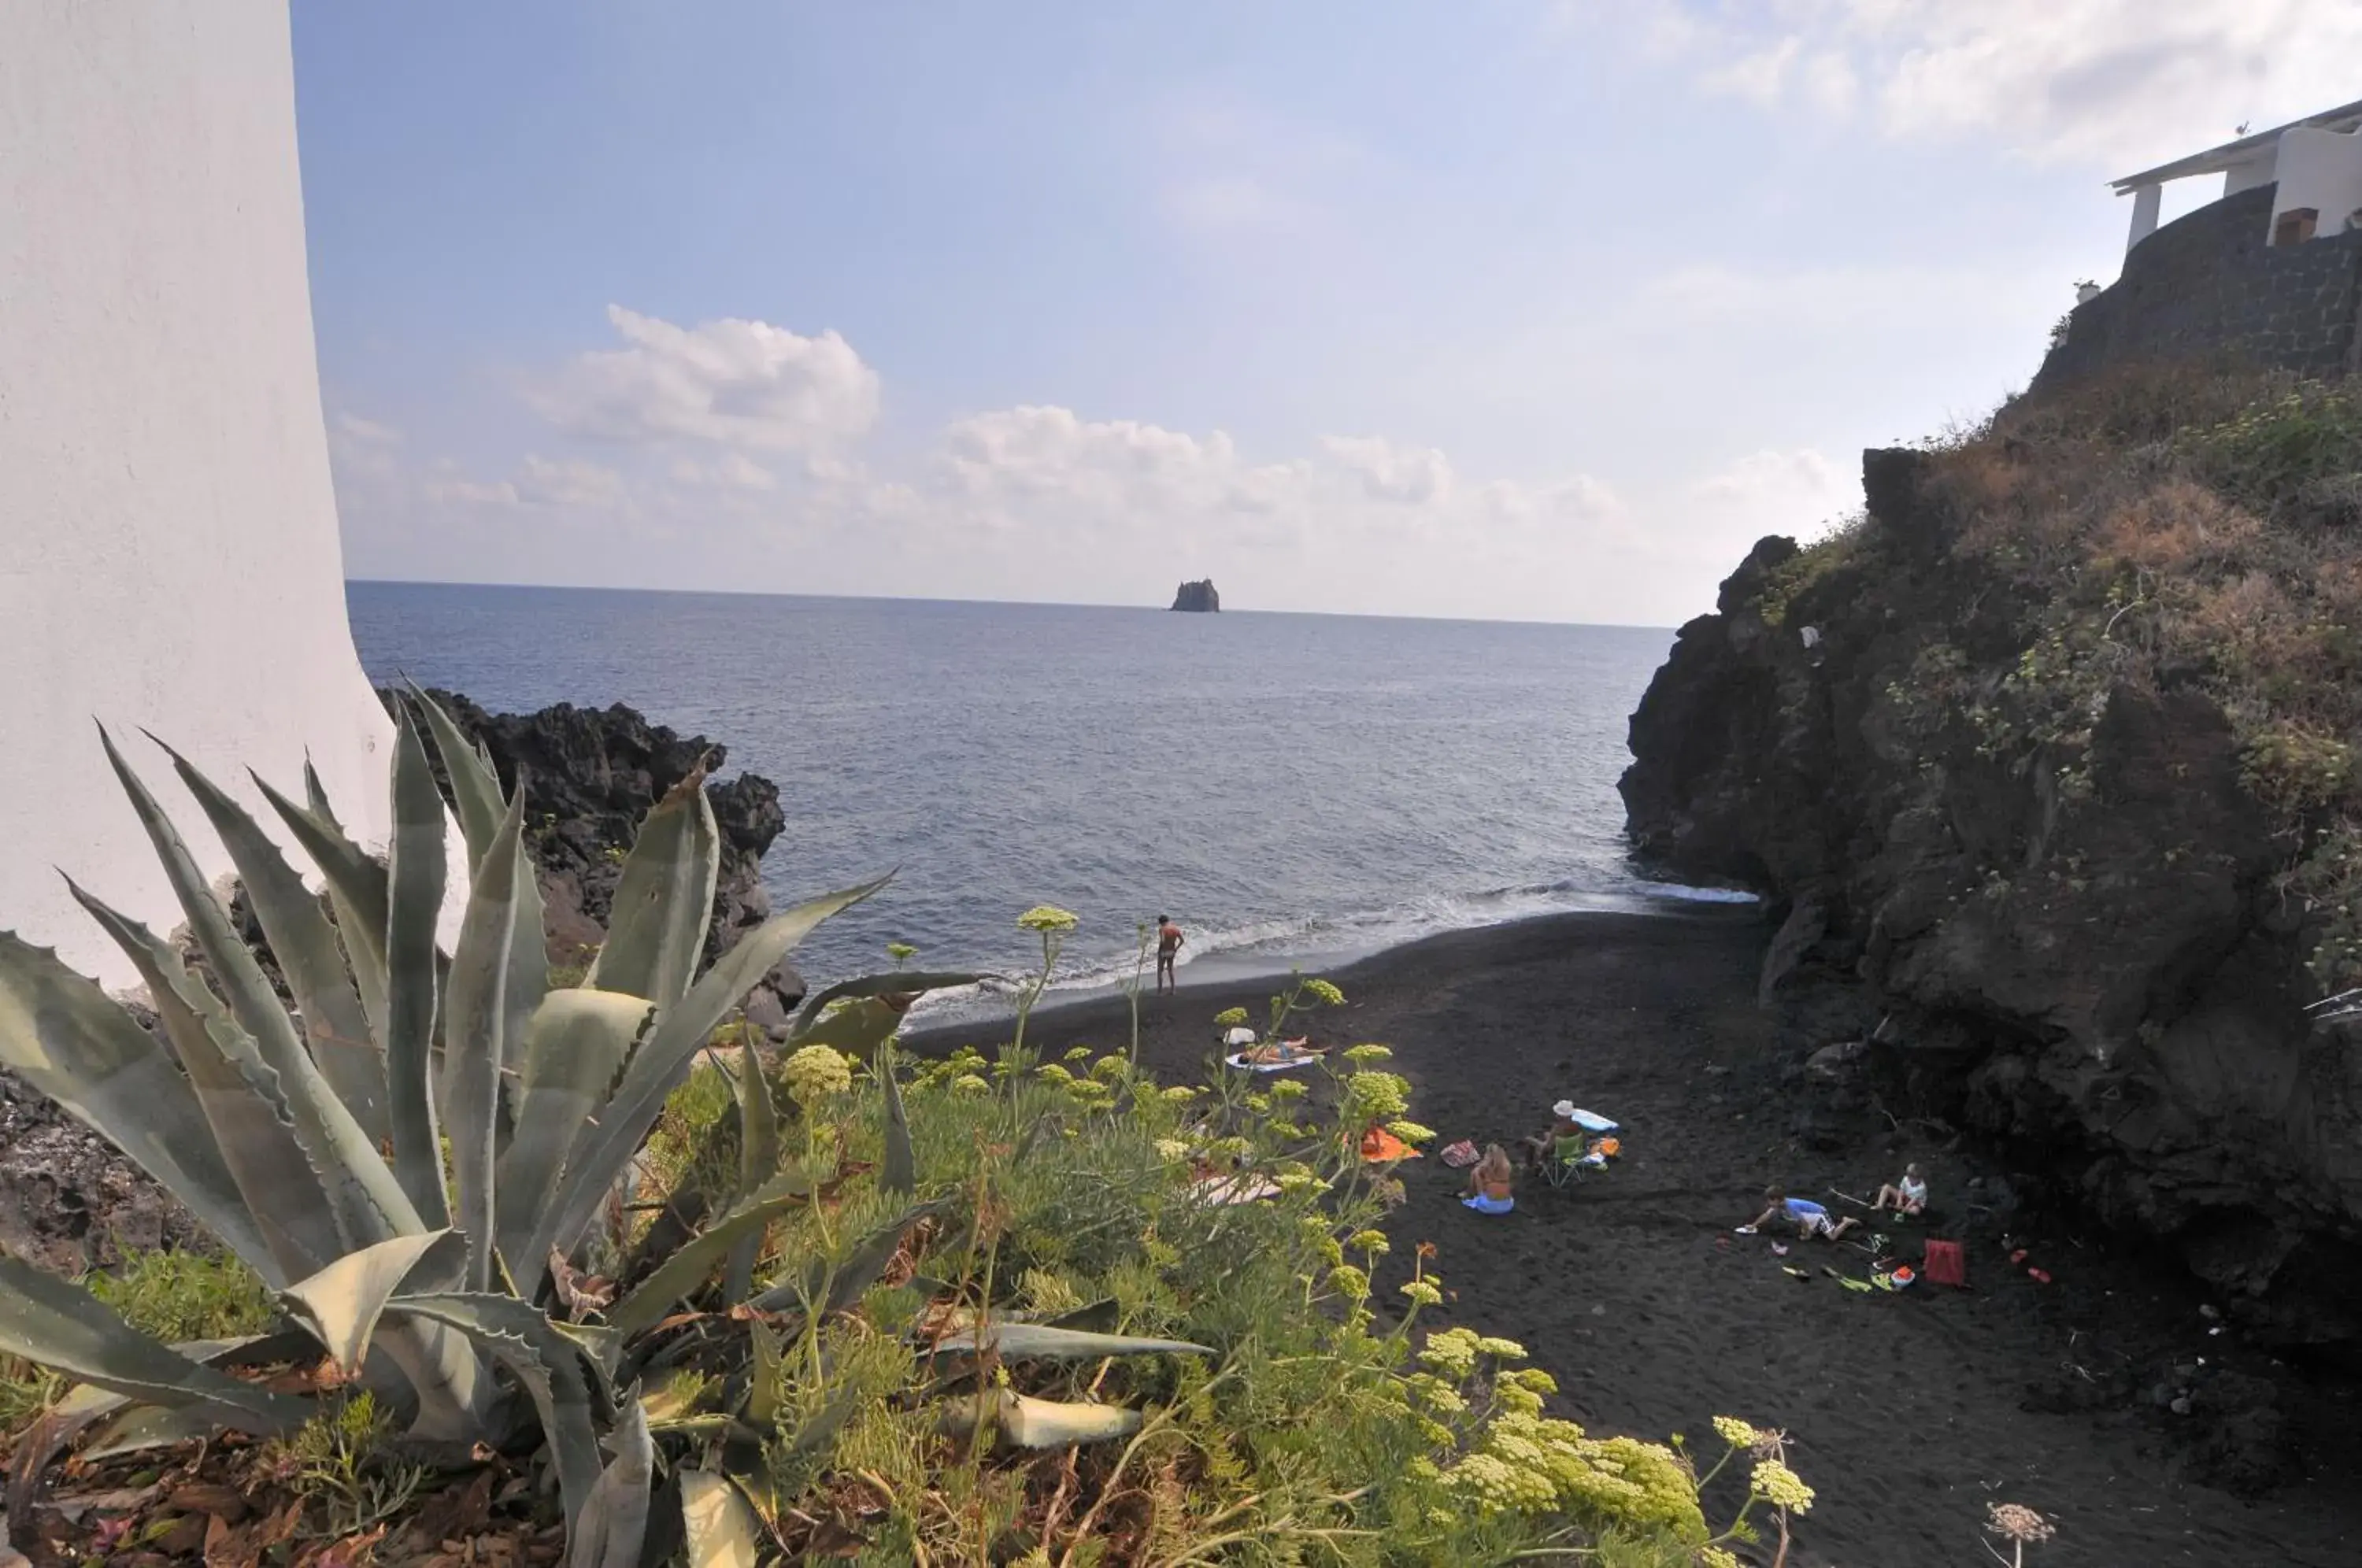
1463,1193,1515,1215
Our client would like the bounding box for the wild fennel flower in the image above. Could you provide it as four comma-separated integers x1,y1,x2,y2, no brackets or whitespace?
1711,1415,1760,1449
1304,978,1347,1006
1270,1078,1306,1101
1153,1138,1191,1163
1986,1503,2055,1544
1349,1229,1390,1256
1512,1367,1558,1396
1474,1335,1526,1360
1399,1278,1445,1309
1386,1119,1437,1146
1213,1006,1249,1028
1163,1085,1198,1102
1035,1063,1074,1085
781,1045,853,1105
1275,1170,1323,1196
1327,1264,1371,1301
1749,1459,1815,1514
1342,1043,1393,1063
952,1073,991,1096
1342,1071,1411,1123
1064,1045,1094,1061
886,941,917,963
1017,904,1079,933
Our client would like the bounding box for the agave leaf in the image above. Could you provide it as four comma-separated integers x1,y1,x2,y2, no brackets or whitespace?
282,1231,463,1376
928,1323,1213,1361
568,1393,653,1568
382,709,452,1226
938,1388,1144,1449
493,989,653,1278
748,1197,950,1315
62,882,339,1284
787,996,909,1057
0,1256,306,1433
0,933,278,1278
406,686,505,861
533,876,891,1265
881,1046,916,1198
99,728,418,1252
721,1036,779,1304
254,772,391,1051
408,690,548,1082
391,1292,605,1532
607,1174,814,1338
587,763,719,1011
790,971,987,1036
157,740,388,1141
443,790,525,1292
677,1470,761,1568
78,1401,246,1463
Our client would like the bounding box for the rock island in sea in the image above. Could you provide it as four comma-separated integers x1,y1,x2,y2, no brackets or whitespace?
1171,579,1220,612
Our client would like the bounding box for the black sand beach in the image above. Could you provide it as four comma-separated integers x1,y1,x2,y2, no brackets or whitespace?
911,910,2362,1568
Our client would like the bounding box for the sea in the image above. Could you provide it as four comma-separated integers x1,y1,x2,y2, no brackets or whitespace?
346,583,1750,1020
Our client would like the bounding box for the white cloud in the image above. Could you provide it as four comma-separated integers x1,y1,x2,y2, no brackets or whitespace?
1579,1,2362,168
1150,98,1364,241
339,305,1857,624
669,453,779,492
534,304,880,453
513,455,628,510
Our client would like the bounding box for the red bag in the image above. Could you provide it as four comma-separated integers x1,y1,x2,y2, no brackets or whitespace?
1920,1238,1966,1289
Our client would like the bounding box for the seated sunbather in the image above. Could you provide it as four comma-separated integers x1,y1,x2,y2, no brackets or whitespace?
1516,1100,1586,1170
1463,1145,1515,1215
1738,1185,1857,1242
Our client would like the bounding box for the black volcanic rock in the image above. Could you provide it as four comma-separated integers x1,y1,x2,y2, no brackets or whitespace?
1620,449,2361,1349
388,690,802,1026
1171,579,1220,612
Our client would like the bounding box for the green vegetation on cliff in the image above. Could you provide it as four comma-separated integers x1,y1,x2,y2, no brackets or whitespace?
1769,369,2362,994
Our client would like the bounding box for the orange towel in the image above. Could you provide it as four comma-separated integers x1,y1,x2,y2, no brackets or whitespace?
1358,1127,1420,1163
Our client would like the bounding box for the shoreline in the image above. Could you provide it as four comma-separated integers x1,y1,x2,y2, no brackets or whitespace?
904,906,2362,1568
902,887,1762,1032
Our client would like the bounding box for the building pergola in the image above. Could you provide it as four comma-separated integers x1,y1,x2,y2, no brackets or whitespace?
2114,98,2362,254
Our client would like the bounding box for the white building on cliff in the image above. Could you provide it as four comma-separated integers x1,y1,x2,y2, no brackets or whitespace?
2116,97,2362,253
0,1,443,986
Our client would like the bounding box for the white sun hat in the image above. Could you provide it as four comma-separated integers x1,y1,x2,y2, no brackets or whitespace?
1553,1100,1577,1119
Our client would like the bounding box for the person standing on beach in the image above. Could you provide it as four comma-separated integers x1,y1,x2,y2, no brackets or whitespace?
1156,914,1184,993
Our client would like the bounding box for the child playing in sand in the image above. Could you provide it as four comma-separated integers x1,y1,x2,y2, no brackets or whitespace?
1871,1162,1929,1216
1738,1185,1857,1241
1463,1145,1516,1215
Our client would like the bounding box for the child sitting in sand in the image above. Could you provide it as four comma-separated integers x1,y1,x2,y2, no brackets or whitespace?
1738,1185,1857,1242
1871,1162,1929,1216
1463,1145,1516,1215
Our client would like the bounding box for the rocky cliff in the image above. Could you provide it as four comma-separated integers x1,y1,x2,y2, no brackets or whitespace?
1622,419,2362,1354
1172,579,1220,612
393,690,803,1030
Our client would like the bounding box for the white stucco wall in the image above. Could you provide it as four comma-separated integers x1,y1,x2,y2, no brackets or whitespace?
2270,126,2362,240
2224,150,2279,198
0,1,431,987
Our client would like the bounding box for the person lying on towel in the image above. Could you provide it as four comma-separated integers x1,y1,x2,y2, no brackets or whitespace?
1242,1037,1318,1065
1462,1145,1516,1214
1737,1185,1857,1241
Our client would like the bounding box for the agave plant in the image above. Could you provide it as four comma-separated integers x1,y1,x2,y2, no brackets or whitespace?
0,692,1205,1559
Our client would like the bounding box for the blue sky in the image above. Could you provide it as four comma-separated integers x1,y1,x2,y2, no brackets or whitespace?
300,1,2362,624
